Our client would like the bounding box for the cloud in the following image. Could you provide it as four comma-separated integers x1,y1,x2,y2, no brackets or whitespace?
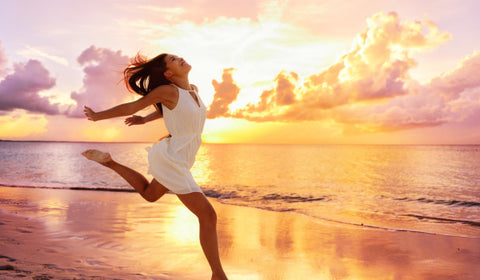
205,11,479,133
429,51,480,101
336,50,480,133
66,45,131,118
331,90,449,133
230,71,303,122
0,44,153,119
0,59,59,115
207,68,240,119
299,11,449,108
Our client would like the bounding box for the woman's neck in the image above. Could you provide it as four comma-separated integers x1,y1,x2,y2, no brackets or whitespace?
172,76,191,90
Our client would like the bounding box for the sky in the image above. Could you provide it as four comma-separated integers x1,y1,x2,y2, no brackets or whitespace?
1,0,480,144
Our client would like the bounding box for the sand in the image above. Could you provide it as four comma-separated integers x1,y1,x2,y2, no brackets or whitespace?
0,185,479,280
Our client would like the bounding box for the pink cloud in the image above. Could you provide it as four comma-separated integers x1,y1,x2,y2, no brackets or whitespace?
303,50,480,133
353,51,480,132
429,51,480,101
0,59,59,115
332,89,448,133
66,45,131,118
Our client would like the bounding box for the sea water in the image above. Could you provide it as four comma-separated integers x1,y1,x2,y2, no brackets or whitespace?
0,141,479,238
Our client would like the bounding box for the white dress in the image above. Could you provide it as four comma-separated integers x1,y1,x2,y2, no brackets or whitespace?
147,84,207,194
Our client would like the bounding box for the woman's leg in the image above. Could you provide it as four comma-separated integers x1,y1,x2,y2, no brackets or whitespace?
82,149,168,202
177,192,228,280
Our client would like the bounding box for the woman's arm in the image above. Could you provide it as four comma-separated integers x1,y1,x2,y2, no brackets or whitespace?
84,85,175,122
124,111,162,126
83,103,133,122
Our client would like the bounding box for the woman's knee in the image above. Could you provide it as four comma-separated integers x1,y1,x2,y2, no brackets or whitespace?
178,193,217,225
200,205,217,225
143,180,168,202
143,194,160,203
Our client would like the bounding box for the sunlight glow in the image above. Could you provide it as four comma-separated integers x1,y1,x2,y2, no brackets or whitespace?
0,111,48,138
82,125,121,142
166,205,198,245
203,118,259,143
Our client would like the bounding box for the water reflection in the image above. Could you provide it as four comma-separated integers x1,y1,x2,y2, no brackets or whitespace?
2,187,479,279
166,205,198,245
214,199,480,280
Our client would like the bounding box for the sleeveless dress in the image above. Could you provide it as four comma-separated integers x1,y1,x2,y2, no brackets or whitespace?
147,84,207,194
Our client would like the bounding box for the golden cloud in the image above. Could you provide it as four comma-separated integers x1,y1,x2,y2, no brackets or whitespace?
207,68,240,119
204,12,480,134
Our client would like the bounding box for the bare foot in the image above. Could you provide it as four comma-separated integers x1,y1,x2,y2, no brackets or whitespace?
81,149,112,164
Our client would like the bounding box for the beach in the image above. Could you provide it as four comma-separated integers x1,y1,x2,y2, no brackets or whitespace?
0,186,479,280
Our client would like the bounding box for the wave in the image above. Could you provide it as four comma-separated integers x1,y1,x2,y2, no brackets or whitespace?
203,189,330,203
389,195,480,208
403,214,480,227
261,193,329,202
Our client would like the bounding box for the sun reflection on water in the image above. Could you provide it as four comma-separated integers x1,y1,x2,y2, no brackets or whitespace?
166,204,199,245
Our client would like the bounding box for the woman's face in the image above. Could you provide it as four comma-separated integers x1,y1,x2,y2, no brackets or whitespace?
164,54,191,77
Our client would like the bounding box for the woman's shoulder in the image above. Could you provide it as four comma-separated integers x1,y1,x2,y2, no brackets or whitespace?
148,84,179,109
152,84,177,93
150,84,178,98
191,84,199,92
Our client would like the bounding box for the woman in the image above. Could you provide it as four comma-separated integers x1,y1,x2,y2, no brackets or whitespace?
82,53,228,280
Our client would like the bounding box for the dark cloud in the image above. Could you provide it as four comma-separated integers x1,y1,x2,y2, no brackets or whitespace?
0,44,132,118
0,59,59,115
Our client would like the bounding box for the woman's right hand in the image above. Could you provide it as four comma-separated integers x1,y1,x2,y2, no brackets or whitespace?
84,106,98,121
124,115,145,126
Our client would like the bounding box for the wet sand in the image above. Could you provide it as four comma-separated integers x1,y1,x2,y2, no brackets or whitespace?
0,186,479,279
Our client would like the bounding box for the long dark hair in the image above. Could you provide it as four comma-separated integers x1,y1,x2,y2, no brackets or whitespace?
124,53,170,114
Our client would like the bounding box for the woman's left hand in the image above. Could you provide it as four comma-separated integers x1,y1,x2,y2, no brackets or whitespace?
125,115,145,126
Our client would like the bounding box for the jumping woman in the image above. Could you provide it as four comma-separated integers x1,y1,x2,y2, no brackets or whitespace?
81,53,228,280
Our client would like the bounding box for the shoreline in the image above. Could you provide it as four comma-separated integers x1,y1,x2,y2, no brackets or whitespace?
1,186,479,279
2,184,478,239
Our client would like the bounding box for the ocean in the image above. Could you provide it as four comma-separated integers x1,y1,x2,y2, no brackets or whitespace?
0,141,479,238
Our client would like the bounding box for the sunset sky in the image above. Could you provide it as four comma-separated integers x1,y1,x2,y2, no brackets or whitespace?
1,0,480,144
